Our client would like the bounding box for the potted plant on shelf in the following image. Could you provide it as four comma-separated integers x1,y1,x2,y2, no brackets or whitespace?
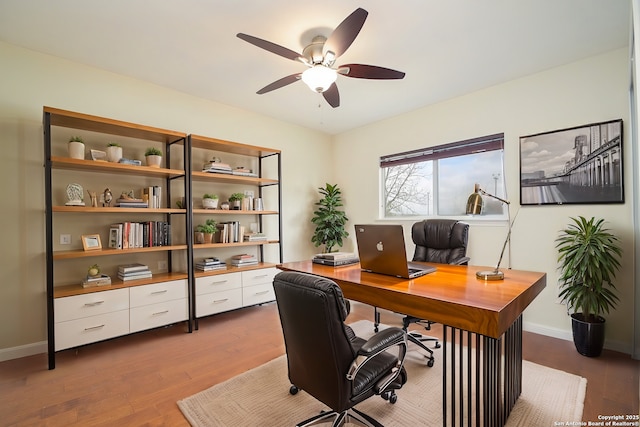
106,142,123,163
194,219,217,244
68,136,85,160
311,183,349,253
202,193,219,209
556,216,622,357
229,192,244,210
145,147,163,168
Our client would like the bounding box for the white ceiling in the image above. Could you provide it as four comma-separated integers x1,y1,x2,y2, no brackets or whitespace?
0,1,630,135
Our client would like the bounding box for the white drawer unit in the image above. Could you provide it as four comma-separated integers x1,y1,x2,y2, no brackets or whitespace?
241,268,277,307
55,309,129,351
54,288,129,323
195,272,242,295
130,298,188,333
129,280,188,308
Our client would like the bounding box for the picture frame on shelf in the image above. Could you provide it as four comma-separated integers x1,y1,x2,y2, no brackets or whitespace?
81,234,102,251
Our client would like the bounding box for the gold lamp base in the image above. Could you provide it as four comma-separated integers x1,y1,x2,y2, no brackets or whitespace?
476,270,505,281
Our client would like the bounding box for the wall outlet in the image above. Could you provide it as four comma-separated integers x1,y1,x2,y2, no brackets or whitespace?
158,260,168,271
60,234,71,245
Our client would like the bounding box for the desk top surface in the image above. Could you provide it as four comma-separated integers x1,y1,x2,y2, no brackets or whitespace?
277,261,546,338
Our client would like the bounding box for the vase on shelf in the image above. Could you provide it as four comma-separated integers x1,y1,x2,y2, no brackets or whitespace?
146,155,162,168
68,141,85,160
106,145,123,163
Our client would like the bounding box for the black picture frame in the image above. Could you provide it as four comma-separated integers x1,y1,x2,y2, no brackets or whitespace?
519,119,623,205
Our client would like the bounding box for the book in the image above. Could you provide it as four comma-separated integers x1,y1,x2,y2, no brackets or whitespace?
117,272,153,281
118,263,149,273
314,252,358,261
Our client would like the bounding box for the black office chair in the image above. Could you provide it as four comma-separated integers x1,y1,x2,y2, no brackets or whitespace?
373,219,470,367
273,271,408,427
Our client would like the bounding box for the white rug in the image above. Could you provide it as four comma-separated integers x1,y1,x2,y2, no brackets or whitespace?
178,320,586,426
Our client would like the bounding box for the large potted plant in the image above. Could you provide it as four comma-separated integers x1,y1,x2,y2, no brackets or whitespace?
311,183,349,253
556,216,622,357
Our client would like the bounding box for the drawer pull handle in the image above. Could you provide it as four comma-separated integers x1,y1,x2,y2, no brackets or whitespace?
151,290,168,295
213,298,229,304
253,274,268,279
84,324,105,331
256,290,270,295
210,280,228,285
84,301,105,307
152,310,169,316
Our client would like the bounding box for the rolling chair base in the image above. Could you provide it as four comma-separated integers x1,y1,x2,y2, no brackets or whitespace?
297,406,384,427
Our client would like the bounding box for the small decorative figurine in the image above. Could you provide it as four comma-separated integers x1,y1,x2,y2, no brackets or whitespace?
65,183,85,206
88,190,98,207
103,188,113,207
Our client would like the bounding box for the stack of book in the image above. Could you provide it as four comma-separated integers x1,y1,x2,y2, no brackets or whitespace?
195,257,227,271
312,252,359,267
115,197,148,208
230,254,258,267
202,161,232,174
81,274,112,288
117,263,152,281
232,167,257,177
243,232,267,242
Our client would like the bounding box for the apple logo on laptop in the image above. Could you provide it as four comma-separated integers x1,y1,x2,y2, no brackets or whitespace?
376,241,384,251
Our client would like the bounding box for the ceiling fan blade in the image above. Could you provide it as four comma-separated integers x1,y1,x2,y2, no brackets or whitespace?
237,33,302,61
322,83,340,108
323,8,368,59
338,64,406,80
257,74,301,94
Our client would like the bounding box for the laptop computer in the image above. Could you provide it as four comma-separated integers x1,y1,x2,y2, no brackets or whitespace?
354,224,436,279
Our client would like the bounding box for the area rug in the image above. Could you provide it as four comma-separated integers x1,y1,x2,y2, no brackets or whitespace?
178,320,586,426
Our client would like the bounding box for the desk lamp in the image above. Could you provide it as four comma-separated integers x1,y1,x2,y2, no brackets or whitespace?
466,183,511,280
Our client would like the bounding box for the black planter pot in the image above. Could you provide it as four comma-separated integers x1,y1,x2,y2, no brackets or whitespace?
571,313,605,357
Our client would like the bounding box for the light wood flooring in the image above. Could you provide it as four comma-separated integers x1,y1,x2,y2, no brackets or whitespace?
1,301,638,426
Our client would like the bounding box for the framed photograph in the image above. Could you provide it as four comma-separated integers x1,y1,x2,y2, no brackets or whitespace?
81,234,102,251
520,119,623,205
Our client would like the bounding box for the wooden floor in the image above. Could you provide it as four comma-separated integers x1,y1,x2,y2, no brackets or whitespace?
1,301,638,426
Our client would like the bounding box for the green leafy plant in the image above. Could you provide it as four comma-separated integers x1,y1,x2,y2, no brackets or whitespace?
556,216,622,322
229,193,244,202
203,193,218,200
195,219,217,234
311,183,349,253
145,147,162,156
87,264,100,276
107,142,121,147
69,136,84,143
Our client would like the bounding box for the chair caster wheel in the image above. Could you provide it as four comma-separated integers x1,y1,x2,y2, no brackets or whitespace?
434,342,441,349
389,393,398,404
427,358,435,367
374,327,379,332
290,385,299,395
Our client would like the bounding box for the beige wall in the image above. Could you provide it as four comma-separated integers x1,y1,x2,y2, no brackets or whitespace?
333,48,634,352
0,41,634,358
0,41,332,357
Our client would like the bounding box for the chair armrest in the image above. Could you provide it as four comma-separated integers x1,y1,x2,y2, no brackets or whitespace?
452,256,470,265
346,327,407,381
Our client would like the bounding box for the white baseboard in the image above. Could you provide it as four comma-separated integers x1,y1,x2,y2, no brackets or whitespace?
523,321,631,354
0,341,47,362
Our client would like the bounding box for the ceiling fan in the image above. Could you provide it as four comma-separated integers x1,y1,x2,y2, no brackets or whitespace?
236,7,405,108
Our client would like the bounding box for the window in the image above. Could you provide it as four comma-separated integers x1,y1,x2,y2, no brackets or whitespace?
380,133,507,218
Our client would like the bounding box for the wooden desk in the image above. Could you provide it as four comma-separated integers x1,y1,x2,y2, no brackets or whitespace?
277,261,546,427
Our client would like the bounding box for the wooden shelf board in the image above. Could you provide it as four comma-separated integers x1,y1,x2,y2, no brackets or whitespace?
189,134,280,157
192,240,279,249
192,209,277,215
53,245,188,260
51,156,185,177
45,106,186,143
53,206,185,214
53,271,189,298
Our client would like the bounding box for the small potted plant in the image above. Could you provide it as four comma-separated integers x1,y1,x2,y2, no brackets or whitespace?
194,219,217,244
87,263,100,278
68,136,85,160
202,193,219,209
556,216,622,357
145,147,163,168
106,142,123,163
229,192,244,210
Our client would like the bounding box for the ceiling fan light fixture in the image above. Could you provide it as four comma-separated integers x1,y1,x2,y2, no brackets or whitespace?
301,65,337,93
